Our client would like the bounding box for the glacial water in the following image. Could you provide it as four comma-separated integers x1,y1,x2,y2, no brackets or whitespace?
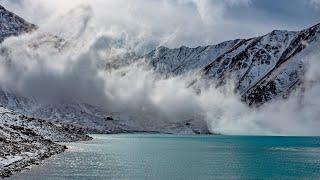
9,134,320,179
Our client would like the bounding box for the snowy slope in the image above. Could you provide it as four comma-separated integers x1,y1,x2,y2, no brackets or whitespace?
146,40,240,76
0,4,319,135
147,23,320,105
0,107,91,177
0,5,36,42
0,6,92,177
203,23,320,105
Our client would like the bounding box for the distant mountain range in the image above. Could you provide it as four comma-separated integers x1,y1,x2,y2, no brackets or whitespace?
147,23,320,105
0,4,319,133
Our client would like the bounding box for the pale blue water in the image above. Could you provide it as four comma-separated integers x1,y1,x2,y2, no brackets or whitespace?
10,134,320,180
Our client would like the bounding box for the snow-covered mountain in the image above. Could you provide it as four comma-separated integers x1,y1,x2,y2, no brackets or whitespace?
145,39,240,75
0,6,91,177
0,5,36,42
0,4,319,134
147,23,320,105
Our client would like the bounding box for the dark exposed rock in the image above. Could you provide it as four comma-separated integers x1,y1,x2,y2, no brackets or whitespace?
0,5,37,42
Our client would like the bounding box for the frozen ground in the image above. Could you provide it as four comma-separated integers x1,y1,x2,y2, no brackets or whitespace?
0,107,92,177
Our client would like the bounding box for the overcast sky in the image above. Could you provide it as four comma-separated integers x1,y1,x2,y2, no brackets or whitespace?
1,0,320,49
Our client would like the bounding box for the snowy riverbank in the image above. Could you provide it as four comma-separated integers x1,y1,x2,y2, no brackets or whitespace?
0,107,92,178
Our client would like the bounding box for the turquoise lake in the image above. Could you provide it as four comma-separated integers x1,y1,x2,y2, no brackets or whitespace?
9,134,320,179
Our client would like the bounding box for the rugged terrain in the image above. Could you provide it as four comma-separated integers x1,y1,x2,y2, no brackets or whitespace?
0,106,91,177
0,5,36,42
147,23,320,106
0,5,319,135
0,5,92,177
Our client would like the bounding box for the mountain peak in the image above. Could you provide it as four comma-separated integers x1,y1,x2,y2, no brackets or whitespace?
0,4,37,42
146,22,320,105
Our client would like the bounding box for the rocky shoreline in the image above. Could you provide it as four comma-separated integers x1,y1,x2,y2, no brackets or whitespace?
0,5,94,178
0,107,92,178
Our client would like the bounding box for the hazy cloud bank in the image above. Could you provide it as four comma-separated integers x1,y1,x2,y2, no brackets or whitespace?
0,1,319,135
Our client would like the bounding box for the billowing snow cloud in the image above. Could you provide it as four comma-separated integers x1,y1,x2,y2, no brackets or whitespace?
1,0,320,49
0,0,319,135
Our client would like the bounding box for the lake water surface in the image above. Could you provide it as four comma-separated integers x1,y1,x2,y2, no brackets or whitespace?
9,134,320,179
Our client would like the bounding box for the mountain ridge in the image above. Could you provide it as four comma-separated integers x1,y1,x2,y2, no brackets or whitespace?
0,5,319,134
0,5,37,42
147,22,320,105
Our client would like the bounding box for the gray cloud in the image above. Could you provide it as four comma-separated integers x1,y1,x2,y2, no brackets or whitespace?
1,0,319,49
